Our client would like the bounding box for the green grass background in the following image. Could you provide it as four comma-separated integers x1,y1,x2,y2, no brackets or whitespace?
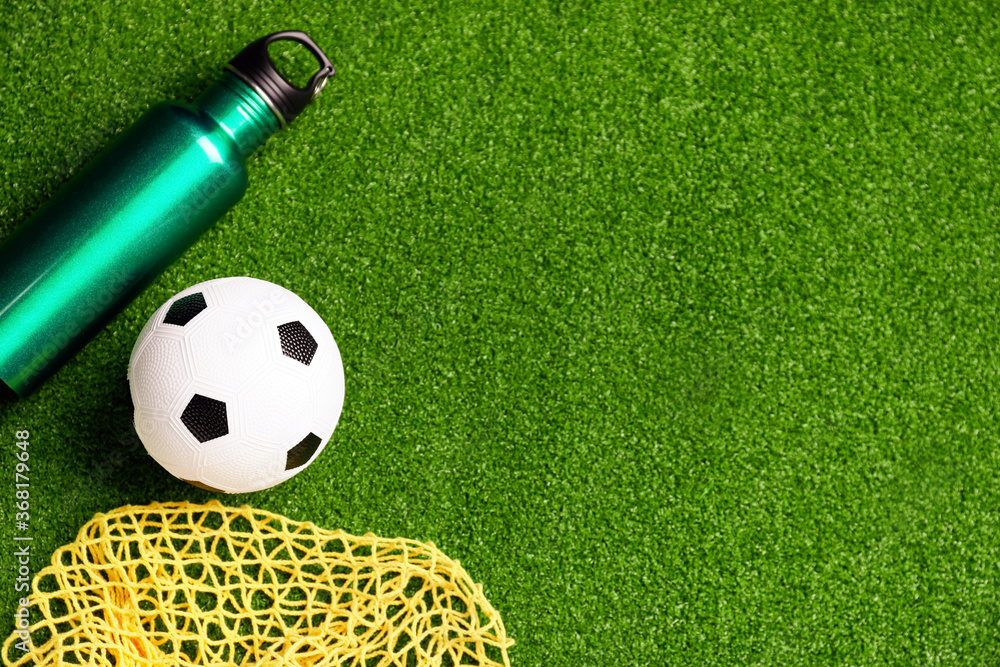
2,0,1000,664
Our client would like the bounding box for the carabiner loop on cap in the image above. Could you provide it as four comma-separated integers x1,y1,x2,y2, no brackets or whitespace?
226,30,336,128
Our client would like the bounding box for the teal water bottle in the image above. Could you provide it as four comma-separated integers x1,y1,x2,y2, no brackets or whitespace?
0,31,334,399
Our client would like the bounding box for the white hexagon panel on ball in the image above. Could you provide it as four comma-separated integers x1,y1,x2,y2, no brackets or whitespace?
127,277,345,493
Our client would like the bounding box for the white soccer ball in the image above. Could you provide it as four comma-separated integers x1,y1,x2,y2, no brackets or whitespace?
128,277,345,493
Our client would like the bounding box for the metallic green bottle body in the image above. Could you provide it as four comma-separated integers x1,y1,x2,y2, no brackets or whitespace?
0,72,281,397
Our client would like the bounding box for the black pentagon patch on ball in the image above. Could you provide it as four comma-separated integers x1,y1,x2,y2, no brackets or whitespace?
180,394,229,443
278,321,318,366
164,292,208,326
285,432,321,470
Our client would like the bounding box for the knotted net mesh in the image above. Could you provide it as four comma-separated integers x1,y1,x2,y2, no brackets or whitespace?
3,501,512,666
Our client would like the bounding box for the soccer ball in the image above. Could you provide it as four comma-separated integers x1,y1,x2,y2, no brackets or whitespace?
128,277,345,493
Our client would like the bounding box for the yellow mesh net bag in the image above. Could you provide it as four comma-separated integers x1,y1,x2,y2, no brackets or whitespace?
3,500,512,666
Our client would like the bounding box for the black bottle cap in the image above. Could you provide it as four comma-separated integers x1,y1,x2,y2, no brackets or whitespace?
226,31,335,127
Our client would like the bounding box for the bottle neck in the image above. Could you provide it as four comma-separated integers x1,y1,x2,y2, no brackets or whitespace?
196,72,282,157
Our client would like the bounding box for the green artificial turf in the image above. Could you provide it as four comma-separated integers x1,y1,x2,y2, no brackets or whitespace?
3,0,1000,664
